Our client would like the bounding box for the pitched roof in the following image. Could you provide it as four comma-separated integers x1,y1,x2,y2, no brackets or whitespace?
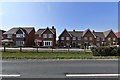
35,27,56,34
103,29,112,37
58,29,72,37
93,32,105,38
3,27,34,34
68,31,83,37
115,32,120,38
82,29,96,38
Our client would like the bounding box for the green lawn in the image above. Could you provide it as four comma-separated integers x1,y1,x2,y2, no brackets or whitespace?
0,51,118,59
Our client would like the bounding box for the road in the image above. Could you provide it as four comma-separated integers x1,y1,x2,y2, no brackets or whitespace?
1,59,119,79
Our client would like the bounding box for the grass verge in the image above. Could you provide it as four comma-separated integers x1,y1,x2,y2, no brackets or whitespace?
1,51,119,59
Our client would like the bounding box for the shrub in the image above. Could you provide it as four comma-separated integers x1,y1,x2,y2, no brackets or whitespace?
91,46,119,56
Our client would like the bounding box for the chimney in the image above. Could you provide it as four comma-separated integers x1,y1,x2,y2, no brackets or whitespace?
73,29,75,32
52,26,54,29
93,30,95,33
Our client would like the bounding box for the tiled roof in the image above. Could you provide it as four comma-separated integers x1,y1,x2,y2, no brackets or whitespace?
68,31,83,37
103,29,112,37
115,32,120,38
35,27,56,34
93,32,105,38
3,27,34,34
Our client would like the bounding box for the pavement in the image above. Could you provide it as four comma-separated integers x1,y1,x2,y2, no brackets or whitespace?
1,59,119,79
0,47,91,52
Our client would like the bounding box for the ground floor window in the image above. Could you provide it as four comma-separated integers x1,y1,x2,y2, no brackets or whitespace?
43,41,52,46
16,41,24,46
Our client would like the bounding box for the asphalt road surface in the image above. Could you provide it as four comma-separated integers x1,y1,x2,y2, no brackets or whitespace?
1,59,119,80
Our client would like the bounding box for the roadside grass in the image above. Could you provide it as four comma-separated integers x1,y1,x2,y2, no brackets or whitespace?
0,51,119,59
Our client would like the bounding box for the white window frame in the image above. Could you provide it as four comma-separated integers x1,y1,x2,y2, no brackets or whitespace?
96,37,100,41
43,34,47,38
48,34,53,38
78,37,81,40
43,41,53,46
84,37,88,41
16,41,24,45
16,34,25,38
66,37,70,40
113,37,116,41
89,37,92,41
7,34,12,38
61,37,64,40
39,34,41,37
108,37,111,41
72,37,76,40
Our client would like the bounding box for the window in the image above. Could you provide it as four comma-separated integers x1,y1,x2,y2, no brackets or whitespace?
66,43,69,46
66,37,70,40
97,37,100,41
61,37,64,40
89,42,93,46
39,34,41,37
89,37,92,40
16,34,25,38
84,37,88,41
43,41,52,46
48,34,53,38
102,38,105,41
16,41,24,46
108,37,111,41
72,37,76,40
7,34,12,38
97,43,100,46
113,38,116,41
43,34,47,38
78,37,81,40
78,42,81,46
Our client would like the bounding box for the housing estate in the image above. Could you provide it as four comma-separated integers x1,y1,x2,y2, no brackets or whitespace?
1,26,118,48
35,26,56,48
58,29,118,48
2,27,35,47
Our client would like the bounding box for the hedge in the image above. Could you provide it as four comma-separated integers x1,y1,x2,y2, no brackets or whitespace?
91,46,120,56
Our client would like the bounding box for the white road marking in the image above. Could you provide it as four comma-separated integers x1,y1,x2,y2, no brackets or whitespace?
66,74,120,77
0,74,20,77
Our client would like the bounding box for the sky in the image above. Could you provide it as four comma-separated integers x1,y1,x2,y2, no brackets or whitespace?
0,2,118,39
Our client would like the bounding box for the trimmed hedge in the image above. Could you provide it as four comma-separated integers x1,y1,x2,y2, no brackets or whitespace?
91,46,120,56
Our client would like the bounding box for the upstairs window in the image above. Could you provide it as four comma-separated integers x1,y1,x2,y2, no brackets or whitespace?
113,37,116,41
43,34,47,38
61,37,64,40
96,37,100,41
84,37,88,41
108,37,111,41
39,34,41,37
48,34,53,38
89,37,93,41
7,34,12,38
78,37,81,40
66,37,70,40
72,37,76,40
16,34,25,38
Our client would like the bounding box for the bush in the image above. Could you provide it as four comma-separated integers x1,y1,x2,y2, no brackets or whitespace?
91,46,119,56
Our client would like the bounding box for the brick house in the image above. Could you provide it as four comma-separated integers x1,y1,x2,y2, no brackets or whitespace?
2,27,35,47
58,29,117,48
35,26,56,48
0,30,6,46
115,32,120,45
